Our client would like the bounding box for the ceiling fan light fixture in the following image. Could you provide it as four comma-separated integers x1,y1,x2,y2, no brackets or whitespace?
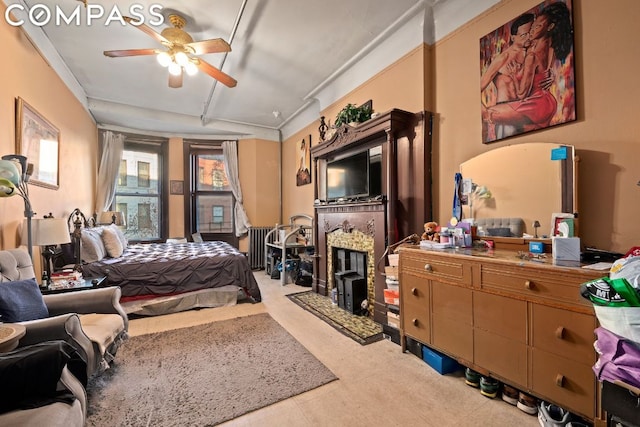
184,61,198,76
174,51,189,67
157,51,171,67
168,62,182,76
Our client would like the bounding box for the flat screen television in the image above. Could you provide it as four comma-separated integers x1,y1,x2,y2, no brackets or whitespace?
326,148,381,201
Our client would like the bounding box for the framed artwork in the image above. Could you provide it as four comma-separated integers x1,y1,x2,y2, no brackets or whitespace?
551,212,575,237
15,97,60,189
296,135,311,186
170,180,184,195
480,0,575,143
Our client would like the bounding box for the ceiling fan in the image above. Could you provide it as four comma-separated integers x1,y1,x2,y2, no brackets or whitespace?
103,14,237,89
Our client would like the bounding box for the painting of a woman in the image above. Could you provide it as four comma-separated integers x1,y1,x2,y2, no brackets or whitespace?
480,0,575,143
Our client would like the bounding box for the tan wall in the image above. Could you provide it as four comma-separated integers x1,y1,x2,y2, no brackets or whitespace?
282,45,431,221
1,4,97,256
433,0,640,253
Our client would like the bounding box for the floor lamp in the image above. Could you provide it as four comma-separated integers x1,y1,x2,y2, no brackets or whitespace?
0,155,34,259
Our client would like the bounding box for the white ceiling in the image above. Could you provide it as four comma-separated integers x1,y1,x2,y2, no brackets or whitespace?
6,0,499,141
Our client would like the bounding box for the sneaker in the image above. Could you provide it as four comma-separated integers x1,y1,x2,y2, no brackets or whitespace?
517,392,538,415
538,401,571,426
501,384,519,405
480,376,500,398
464,368,480,388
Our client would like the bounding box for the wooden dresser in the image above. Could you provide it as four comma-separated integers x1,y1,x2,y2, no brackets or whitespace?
398,246,604,422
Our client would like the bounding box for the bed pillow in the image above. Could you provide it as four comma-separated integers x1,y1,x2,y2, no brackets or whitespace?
0,278,49,322
81,228,107,263
108,223,128,250
102,226,124,258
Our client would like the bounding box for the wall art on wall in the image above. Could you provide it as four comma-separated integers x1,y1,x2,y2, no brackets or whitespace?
170,180,184,195
296,135,311,186
480,0,576,144
15,97,60,189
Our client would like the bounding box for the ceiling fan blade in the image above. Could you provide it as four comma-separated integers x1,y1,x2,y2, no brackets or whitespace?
168,70,183,88
186,38,231,55
123,16,169,45
196,58,237,88
103,48,157,58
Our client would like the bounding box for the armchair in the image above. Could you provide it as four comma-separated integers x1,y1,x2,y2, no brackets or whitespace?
0,248,128,380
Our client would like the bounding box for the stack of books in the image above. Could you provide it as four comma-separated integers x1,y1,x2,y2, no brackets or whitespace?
49,270,83,290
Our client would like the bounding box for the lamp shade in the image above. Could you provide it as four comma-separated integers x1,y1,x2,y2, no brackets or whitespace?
99,211,126,226
25,218,71,246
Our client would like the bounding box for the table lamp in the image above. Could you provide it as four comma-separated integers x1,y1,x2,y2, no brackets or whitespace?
99,210,126,226
26,216,71,286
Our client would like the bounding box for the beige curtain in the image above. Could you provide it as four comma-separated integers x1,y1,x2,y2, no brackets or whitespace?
95,130,125,214
222,140,251,236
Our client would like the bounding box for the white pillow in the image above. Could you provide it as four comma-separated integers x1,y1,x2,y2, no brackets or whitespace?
102,227,124,258
107,224,128,249
81,228,106,263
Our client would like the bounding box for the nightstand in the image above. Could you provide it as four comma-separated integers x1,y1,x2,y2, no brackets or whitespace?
41,276,107,294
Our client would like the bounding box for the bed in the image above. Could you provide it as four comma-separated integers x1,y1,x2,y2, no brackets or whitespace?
65,209,261,313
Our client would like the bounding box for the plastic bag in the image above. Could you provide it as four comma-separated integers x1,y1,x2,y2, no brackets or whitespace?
610,255,640,290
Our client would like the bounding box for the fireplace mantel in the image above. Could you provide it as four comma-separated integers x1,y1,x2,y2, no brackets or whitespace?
311,109,433,324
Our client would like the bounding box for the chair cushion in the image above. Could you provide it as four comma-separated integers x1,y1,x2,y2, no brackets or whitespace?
0,279,49,322
101,227,124,258
78,313,125,356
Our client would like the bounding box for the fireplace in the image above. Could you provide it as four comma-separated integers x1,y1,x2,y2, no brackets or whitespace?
328,232,374,315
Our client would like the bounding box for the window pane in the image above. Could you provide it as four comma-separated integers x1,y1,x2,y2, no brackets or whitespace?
197,194,233,233
114,195,160,240
196,154,230,191
138,161,150,187
118,160,127,186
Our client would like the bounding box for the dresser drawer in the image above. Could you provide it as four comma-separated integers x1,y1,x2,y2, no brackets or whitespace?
474,292,526,342
531,348,595,419
532,304,596,363
401,252,471,285
479,263,593,308
400,273,431,344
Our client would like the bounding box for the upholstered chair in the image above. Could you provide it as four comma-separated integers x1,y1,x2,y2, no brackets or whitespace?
0,248,128,381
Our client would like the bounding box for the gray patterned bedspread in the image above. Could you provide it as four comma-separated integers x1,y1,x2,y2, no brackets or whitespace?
82,241,261,302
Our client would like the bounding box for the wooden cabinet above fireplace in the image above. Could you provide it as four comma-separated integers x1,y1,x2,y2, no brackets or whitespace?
310,109,433,323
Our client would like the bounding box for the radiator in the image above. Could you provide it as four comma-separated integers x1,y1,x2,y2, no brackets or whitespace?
248,226,272,270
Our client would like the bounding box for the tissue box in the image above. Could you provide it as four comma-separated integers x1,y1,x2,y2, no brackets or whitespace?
552,237,581,261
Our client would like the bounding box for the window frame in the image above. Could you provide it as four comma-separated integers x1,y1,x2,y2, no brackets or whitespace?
111,136,169,243
183,140,238,247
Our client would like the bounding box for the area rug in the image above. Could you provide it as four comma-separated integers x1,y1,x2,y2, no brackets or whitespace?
287,291,383,345
86,313,337,426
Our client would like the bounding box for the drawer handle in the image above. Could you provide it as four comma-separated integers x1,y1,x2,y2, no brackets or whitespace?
555,327,565,339
412,318,419,326
555,374,565,387
424,264,433,272
524,280,533,290
411,287,418,296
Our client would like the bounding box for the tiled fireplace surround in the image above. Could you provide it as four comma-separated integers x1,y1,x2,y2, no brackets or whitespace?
314,202,388,323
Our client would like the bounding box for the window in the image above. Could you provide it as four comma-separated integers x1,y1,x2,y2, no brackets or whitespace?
184,141,237,246
118,160,127,186
113,137,168,242
138,161,150,187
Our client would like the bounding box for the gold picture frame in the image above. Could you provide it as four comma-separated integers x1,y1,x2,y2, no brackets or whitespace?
170,180,184,195
15,97,60,189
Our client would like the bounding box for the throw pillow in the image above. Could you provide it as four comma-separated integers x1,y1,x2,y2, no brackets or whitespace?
102,227,124,258
0,278,49,322
81,228,107,263
0,340,77,413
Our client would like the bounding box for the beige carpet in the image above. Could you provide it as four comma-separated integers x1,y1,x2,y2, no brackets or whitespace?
86,313,337,426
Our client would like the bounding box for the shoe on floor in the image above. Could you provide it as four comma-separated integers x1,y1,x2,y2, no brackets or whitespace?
538,401,571,426
517,392,538,415
501,384,519,405
480,376,500,398
464,368,480,388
